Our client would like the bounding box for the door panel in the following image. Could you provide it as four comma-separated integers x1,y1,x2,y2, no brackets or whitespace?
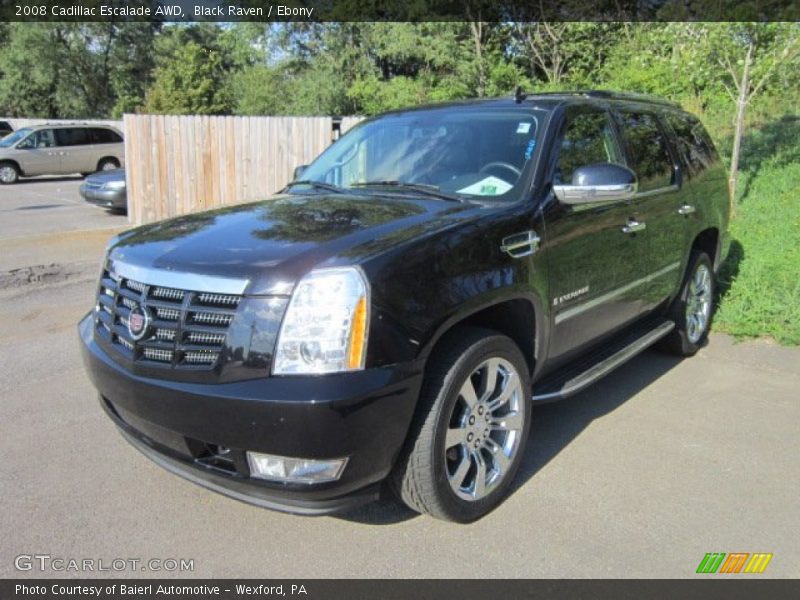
544,107,651,364
55,127,94,173
614,110,686,308
15,129,59,175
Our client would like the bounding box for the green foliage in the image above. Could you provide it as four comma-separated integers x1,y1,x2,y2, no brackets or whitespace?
0,22,157,119
143,30,233,115
715,141,800,344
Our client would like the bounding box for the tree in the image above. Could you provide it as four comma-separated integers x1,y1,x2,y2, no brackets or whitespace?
707,24,800,214
0,22,157,118
144,41,232,114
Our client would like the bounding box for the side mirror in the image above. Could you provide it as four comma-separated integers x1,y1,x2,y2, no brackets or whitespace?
553,163,637,205
292,165,308,181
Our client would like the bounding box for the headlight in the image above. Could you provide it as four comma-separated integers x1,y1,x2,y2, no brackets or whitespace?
103,180,126,190
273,267,369,375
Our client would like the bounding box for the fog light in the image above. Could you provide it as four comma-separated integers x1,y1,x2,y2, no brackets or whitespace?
246,452,348,484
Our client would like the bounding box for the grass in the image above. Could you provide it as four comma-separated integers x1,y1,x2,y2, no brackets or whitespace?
714,115,800,345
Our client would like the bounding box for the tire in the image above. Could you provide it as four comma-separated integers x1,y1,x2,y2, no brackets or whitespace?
97,158,119,171
391,327,532,522
0,162,20,184
658,251,714,356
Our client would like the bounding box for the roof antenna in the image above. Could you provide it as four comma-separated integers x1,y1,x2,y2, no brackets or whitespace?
514,86,527,104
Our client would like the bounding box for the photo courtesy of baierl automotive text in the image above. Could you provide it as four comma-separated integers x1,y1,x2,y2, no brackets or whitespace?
81,89,731,522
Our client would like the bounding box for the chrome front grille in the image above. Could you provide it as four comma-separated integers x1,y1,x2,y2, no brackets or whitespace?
94,265,241,370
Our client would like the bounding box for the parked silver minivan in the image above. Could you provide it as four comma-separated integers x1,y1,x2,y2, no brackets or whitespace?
0,124,124,184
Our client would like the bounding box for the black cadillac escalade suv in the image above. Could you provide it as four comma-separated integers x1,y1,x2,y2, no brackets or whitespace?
79,91,729,522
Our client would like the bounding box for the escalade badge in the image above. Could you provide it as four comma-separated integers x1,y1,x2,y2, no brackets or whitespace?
128,304,152,341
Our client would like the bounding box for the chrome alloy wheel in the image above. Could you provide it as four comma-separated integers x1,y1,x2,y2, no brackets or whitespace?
444,357,524,501
686,263,712,344
0,165,17,183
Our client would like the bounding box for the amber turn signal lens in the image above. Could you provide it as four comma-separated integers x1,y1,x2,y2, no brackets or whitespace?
347,295,368,369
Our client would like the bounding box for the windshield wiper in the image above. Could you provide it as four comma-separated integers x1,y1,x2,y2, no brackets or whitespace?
287,180,346,194
350,180,463,203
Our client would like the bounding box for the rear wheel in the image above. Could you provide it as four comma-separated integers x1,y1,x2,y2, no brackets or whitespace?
0,162,20,184
97,158,119,171
391,327,531,522
659,251,714,356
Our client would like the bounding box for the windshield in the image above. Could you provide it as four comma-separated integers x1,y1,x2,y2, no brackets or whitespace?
297,107,548,202
0,127,32,148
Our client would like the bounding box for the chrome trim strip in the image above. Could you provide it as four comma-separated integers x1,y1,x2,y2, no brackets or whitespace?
108,259,249,295
554,261,681,325
532,320,675,402
633,183,680,199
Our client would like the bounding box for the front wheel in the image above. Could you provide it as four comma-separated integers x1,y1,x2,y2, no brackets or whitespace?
391,327,531,522
0,162,20,184
658,251,714,356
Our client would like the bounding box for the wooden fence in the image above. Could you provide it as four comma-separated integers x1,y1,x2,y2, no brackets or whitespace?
124,114,363,225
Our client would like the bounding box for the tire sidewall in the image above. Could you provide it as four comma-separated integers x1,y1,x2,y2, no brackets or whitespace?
98,158,119,171
673,252,714,355
0,162,19,184
429,335,532,522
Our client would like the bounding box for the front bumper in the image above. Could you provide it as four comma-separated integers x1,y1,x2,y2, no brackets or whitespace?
80,184,127,210
79,314,424,514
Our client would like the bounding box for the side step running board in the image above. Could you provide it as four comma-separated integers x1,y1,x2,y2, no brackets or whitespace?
532,319,675,402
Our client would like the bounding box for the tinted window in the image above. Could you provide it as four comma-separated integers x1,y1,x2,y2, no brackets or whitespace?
617,111,674,192
555,110,622,184
55,127,90,147
664,113,719,178
90,127,123,144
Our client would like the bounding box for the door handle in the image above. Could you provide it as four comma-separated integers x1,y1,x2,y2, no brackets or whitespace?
621,219,646,234
678,204,696,215
501,231,541,258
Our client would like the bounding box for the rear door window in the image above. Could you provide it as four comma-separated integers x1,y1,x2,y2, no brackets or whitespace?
616,111,675,192
55,127,91,147
90,128,123,144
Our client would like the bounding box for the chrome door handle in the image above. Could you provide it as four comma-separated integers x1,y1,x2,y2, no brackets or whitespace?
501,230,541,258
622,219,646,234
678,204,696,215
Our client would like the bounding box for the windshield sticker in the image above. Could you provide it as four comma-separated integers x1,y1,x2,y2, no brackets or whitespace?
457,176,513,196
524,139,537,160
516,122,532,134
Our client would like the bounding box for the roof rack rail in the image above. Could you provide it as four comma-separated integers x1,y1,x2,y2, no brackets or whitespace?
512,89,680,108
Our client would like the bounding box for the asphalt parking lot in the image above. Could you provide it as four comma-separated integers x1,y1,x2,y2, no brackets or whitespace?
1,180,798,579
0,176,126,241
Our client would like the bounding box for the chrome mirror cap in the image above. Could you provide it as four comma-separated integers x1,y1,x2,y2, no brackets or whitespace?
553,182,638,205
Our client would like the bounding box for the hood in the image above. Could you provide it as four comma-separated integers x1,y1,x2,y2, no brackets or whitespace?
86,169,126,185
108,192,480,295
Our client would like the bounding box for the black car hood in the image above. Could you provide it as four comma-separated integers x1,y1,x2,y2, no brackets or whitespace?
108,192,480,295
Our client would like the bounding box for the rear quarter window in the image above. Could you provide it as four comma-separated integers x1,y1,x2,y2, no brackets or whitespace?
664,113,719,178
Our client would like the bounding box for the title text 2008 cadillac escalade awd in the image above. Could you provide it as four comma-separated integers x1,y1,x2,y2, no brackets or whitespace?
79,91,729,522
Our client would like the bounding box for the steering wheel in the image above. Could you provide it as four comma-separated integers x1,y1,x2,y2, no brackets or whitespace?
479,161,522,181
